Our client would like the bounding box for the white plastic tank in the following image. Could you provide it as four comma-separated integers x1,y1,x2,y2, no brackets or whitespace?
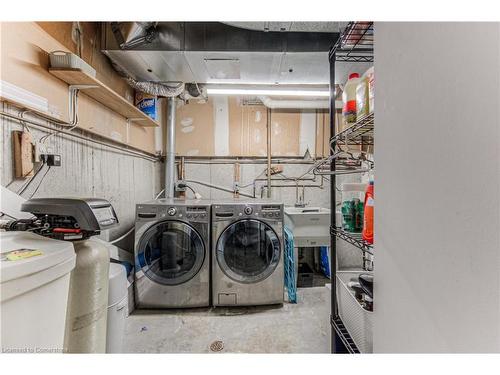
0,232,76,353
106,262,128,353
64,239,110,353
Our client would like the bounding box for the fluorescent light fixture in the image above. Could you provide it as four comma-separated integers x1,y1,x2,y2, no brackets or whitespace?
206,87,330,97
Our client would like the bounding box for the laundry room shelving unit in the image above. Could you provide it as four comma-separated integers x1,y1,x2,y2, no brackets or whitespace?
328,21,374,354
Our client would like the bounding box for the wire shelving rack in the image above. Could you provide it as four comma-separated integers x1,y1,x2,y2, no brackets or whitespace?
329,21,374,354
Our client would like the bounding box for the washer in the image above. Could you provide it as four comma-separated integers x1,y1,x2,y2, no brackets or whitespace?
134,199,210,308
212,199,284,306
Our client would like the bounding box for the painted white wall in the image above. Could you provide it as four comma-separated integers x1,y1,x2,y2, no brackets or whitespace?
0,102,162,245
374,22,500,352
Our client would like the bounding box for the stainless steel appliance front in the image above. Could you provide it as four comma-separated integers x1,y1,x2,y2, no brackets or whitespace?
212,200,284,306
134,199,210,308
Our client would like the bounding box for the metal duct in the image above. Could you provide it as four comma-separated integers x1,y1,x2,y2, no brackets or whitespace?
101,22,338,85
165,97,176,199
111,22,156,49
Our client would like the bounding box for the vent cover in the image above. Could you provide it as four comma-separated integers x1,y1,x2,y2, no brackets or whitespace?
204,58,240,79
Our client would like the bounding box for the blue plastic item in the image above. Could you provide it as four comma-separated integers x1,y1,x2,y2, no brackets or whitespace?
320,246,331,278
284,226,297,303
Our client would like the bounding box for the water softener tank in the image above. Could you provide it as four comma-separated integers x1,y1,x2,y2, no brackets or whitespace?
64,239,110,353
14,197,120,354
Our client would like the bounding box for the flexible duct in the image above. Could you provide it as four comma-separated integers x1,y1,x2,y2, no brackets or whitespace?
126,79,184,98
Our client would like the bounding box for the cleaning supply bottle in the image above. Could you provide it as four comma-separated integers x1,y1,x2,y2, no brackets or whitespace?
342,73,361,124
354,198,364,233
362,181,374,244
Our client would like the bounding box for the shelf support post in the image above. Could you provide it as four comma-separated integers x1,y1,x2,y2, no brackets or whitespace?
329,48,340,354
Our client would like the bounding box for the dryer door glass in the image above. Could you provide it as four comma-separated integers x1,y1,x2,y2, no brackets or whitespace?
138,221,205,285
217,219,281,283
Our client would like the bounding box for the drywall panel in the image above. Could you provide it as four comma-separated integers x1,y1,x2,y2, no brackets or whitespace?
37,22,133,99
315,110,326,158
228,97,244,155
228,98,268,157
175,98,215,156
213,96,230,155
178,96,326,157
374,22,500,353
246,105,268,156
270,109,300,156
0,22,155,153
299,110,316,157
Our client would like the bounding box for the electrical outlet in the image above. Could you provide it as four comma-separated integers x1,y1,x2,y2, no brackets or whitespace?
34,141,47,162
175,180,187,192
40,154,61,167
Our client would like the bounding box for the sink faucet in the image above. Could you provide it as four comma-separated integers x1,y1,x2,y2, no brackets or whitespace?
295,185,306,208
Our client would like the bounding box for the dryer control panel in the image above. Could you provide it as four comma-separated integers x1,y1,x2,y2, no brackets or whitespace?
213,202,283,221
136,203,210,223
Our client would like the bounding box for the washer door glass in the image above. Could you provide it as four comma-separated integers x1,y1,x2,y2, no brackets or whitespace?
216,219,281,283
138,221,205,285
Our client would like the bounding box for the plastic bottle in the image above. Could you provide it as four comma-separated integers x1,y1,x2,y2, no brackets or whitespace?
342,73,361,124
354,198,364,233
364,67,375,114
341,200,355,232
362,181,374,244
356,75,369,120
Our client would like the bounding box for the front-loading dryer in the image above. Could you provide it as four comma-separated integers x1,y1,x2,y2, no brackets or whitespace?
212,199,284,306
134,199,210,308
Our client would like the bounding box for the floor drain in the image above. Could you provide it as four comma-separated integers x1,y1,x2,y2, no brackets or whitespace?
210,340,224,352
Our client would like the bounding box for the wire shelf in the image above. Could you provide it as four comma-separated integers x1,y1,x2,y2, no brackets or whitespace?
330,22,374,62
329,21,375,355
331,315,360,354
331,113,374,147
331,226,373,255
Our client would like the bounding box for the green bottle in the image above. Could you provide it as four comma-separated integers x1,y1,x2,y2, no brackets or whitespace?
353,198,364,233
342,200,355,232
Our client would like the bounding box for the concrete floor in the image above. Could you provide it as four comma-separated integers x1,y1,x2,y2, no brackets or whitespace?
124,286,330,353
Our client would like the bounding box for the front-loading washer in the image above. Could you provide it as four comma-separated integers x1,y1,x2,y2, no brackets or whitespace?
134,198,210,308
212,199,284,306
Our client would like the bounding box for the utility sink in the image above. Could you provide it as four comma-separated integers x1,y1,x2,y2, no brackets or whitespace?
284,206,331,247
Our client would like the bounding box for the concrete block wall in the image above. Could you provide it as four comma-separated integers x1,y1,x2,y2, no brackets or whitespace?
0,103,162,240
183,160,363,269
183,162,331,206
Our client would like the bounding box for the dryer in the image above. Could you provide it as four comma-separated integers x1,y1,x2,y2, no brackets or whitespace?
134,199,210,308
212,200,284,306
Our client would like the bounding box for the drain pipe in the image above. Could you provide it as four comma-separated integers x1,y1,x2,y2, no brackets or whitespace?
165,97,176,199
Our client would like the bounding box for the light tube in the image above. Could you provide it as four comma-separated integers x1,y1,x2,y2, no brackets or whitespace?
206,88,330,97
